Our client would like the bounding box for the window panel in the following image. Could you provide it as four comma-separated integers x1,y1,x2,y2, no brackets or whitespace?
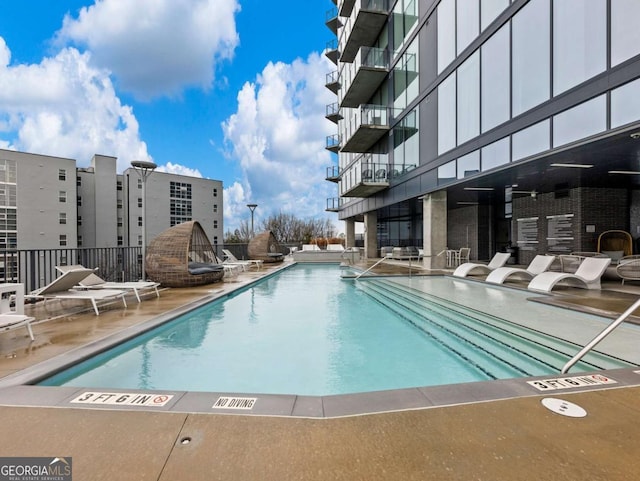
481,23,510,132
481,137,510,171
457,51,480,144
437,0,456,74
553,0,606,96
611,0,640,67
438,72,457,154
481,0,509,31
437,160,457,185
457,0,479,55
611,78,640,128
512,0,550,116
457,150,480,179
512,120,550,161
553,95,606,148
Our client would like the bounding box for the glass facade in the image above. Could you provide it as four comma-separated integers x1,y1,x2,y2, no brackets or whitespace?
512,0,550,117
481,23,509,133
611,0,640,67
552,95,606,148
552,0,606,96
611,78,640,128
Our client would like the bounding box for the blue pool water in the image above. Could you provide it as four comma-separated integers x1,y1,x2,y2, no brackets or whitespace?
39,264,636,395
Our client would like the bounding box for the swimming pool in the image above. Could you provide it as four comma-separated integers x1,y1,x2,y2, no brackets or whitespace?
39,264,639,395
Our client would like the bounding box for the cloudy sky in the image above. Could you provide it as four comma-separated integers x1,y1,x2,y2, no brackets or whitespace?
0,0,338,232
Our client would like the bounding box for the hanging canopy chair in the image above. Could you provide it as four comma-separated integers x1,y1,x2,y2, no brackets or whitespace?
145,221,224,287
597,230,633,261
247,230,285,263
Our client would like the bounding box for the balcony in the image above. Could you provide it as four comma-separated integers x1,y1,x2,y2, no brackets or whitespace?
326,133,341,153
340,104,389,153
339,47,389,108
325,7,342,35
326,165,341,182
339,0,389,63
325,39,339,65
340,153,389,197
325,70,340,94
326,197,342,212
326,103,343,124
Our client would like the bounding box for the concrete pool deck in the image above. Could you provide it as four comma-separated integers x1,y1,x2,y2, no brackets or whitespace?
1,259,640,480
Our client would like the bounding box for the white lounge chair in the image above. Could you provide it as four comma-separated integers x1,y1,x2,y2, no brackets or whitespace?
453,252,511,278
302,244,321,251
486,255,556,285
528,257,611,292
0,283,35,340
222,249,263,270
27,268,127,315
56,265,160,303
326,244,345,252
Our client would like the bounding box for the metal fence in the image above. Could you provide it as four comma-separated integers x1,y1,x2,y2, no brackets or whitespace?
2,242,299,293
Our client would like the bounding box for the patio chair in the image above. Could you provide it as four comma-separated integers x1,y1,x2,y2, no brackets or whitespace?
486,255,556,285
222,249,263,270
615,255,640,284
55,265,160,303
0,283,35,340
452,252,511,278
27,268,127,315
528,257,611,292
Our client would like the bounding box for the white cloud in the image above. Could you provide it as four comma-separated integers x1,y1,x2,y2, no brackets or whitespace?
156,162,202,177
0,38,150,171
57,0,240,99
222,52,338,232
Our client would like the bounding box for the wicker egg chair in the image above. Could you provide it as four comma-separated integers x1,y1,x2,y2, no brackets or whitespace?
145,221,224,287
247,230,284,263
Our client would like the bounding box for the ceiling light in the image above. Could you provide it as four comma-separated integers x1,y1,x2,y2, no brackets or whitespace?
463,187,494,191
549,163,593,169
630,132,640,139
608,170,640,175
457,201,479,205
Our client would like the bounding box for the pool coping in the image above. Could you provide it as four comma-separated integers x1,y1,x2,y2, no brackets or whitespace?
0,368,639,418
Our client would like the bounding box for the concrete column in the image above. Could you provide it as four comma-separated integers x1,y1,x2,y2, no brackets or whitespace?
345,219,356,248
423,191,447,269
364,211,378,259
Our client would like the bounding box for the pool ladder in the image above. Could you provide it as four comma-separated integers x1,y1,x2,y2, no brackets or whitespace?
562,297,640,373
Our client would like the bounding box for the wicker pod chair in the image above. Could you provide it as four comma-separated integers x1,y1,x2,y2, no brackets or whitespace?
145,221,224,287
247,230,285,263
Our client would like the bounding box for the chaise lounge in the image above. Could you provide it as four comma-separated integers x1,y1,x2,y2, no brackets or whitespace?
27,268,127,315
55,265,160,303
453,252,511,278
485,255,556,285
528,257,611,292
0,283,35,340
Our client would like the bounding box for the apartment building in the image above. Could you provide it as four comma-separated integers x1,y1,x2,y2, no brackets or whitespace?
0,148,223,250
325,0,640,267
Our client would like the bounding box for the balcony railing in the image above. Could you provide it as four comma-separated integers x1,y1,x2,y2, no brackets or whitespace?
325,70,340,94
340,104,389,152
339,153,389,197
339,0,390,63
326,102,343,124
325,7,342,34
339,46,389,108
325,38,339,65
326,165,341,182
326,197,343,212
325,133,341,153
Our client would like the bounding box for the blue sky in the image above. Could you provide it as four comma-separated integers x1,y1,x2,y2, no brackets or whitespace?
0,0,338,232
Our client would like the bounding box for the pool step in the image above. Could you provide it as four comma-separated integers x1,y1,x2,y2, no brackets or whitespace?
356,280,633,378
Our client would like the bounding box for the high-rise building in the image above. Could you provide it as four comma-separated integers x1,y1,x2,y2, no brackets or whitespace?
0,148,223,250
326,0,640,266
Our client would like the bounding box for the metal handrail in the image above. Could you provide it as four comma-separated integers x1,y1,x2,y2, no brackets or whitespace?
561,297,640,374
355,255,390,279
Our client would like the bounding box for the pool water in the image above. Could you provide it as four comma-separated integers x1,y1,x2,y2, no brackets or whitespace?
39,264,637,395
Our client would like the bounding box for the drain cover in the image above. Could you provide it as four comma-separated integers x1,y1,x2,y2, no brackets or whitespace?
541,397,587,418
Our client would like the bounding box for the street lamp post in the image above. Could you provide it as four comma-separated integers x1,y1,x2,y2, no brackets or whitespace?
247,203,258,237
131,160,157,280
